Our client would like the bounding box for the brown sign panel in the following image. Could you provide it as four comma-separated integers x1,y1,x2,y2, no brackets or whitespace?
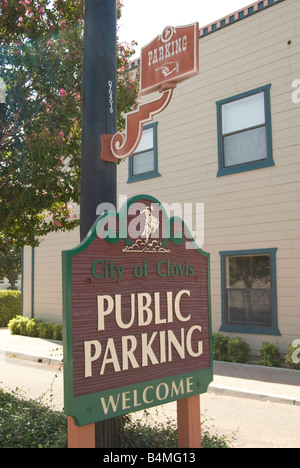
63,195,212,426
140,23,199,95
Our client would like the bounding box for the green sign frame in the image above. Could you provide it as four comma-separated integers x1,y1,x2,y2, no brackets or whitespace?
63,195,213,426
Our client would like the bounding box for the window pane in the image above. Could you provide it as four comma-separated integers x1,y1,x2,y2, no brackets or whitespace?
223,126,267,167
132,150,155,175
225,254,272,327
222,92,266,134
226,255,271,289
226,289,272,326
135,127,154,153
250,289,272,325
226,289,248,323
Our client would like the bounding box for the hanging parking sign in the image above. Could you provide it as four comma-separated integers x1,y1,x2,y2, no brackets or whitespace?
140,23,199,95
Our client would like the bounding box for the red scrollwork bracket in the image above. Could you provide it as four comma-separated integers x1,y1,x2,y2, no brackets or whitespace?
100,84,176,163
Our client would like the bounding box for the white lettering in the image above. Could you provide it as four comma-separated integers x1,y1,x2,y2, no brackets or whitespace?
116,295,135,329
100,394,120,414
84,325,204,378
143,386,154,404
154,292,167,325
186,376,194,393
122,335,139,370
147,34,189,66
100,337,121,375
186,325,203,357
122,391,131,410
99,376,194,415
167,329,185,360
171,379,184,397
86,290,205,380
175,38,182,54
141,332,159,366
156,382,169,401
138,293,152,326
174,290,191,322
148,51,153,66
97,290,192,332
165,42,171,59
98,295,114,331
84,340,101,378
159,46,164,61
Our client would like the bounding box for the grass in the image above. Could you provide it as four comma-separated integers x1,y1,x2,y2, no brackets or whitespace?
0,388,67,448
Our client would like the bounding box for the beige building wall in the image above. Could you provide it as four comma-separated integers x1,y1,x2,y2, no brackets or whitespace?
23,228,80,323
117,0,300,356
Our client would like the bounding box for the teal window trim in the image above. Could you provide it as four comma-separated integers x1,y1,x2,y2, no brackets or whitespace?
216,84,274,177
127,122,161,183
219,248,281,336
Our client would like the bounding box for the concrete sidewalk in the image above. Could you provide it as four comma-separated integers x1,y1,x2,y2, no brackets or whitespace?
1,328,300,406
0,328,63,366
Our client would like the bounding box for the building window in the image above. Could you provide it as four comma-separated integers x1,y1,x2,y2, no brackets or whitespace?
127,122,160,183
216,85,274,176
220,249,280,335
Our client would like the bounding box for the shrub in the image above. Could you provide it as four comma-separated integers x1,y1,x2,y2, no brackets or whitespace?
7,315,23,334
8,316,62,341
0,290,21,327
52,324,63,341
0,390,232,449
26,318,42,338
121,410,232,449
19,316,30,336
227,337,250,364
259,342,281,368
0,388,67,448
212,333,230,361
36,322,55,339
285,342,300,370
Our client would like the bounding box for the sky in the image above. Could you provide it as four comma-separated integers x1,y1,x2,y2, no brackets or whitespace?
118,0,255,58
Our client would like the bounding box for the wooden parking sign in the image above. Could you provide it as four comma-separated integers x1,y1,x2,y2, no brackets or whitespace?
63,195,213,426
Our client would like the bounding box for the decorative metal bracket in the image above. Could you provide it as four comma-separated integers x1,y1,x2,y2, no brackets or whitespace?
100,84,176,163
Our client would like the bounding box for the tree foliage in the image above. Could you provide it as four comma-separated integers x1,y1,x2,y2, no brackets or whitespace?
0,0,138,253
0,246,21,289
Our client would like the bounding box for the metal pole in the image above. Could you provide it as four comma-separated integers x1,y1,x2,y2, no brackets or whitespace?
80,0,119,448
80,0,117,242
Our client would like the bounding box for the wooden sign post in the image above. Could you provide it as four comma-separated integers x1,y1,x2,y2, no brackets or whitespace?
63,195,213,447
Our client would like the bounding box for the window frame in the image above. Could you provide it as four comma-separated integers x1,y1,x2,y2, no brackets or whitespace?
216,85,274,177
127,122,161,183
219,249,281,336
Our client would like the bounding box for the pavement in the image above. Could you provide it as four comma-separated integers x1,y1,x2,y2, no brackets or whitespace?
1,328,300,406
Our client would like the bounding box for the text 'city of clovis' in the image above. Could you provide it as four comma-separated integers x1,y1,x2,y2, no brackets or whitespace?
84,289,203,378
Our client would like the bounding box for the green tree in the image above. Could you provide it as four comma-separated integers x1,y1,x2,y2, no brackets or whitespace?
0,246,21,289
0,0,138,254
